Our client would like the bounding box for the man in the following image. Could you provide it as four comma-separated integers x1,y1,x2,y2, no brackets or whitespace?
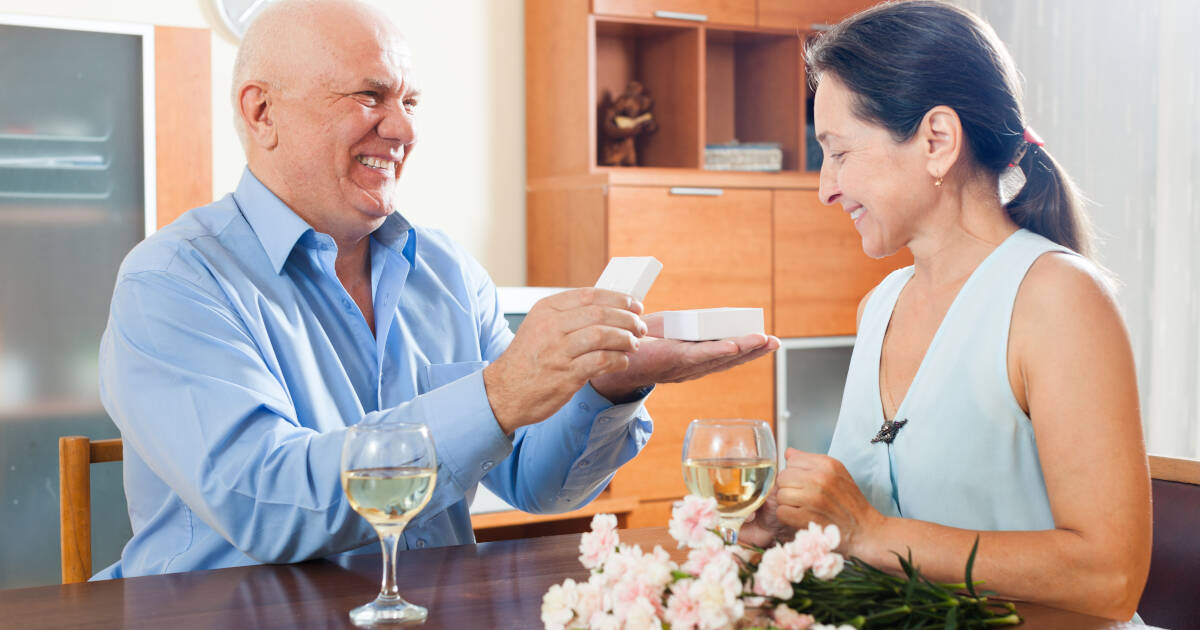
96,0,778,579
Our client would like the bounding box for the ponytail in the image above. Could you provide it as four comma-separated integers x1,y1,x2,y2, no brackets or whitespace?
1005,144,1094,257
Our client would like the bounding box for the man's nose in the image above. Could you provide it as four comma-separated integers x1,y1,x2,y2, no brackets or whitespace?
377,102,416,145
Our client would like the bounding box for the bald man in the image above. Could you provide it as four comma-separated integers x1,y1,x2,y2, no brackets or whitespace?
96,0,777,579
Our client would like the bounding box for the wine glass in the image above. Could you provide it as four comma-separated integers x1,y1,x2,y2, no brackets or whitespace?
682,418,777,544
341,421,438,625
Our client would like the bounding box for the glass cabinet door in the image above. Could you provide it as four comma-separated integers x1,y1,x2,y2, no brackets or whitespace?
0,17,153,588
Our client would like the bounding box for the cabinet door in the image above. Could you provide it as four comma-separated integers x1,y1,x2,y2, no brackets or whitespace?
773,189,911,337
605,186,775,501
758,0,876,30
593,0,755,27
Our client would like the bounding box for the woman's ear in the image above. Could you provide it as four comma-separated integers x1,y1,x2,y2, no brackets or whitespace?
919,105,963,181
237,81,279,150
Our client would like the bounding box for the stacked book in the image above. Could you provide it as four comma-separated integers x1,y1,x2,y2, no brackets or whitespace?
703,142,783,172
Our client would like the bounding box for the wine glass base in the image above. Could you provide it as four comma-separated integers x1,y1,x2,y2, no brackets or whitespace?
349,595,428,626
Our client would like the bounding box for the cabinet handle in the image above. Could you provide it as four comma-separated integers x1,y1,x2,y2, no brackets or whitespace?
654,10,707,22
669,187,723,197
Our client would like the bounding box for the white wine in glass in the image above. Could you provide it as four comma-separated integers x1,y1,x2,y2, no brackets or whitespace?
682,418,777,544
341,422,438,625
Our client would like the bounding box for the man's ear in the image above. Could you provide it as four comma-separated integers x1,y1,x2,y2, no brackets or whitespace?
237,81,279,150
918,105,963,181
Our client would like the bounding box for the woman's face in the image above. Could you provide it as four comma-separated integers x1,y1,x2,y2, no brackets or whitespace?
813,75,932,259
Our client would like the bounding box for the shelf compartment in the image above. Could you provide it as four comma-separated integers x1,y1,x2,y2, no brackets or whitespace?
704,28,803,172
594,18,702,169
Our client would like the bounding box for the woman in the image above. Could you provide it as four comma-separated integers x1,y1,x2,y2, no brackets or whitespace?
741,1,1150,620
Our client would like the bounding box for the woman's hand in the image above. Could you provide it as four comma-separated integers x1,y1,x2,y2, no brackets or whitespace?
774,448,885,557
738,486,794,548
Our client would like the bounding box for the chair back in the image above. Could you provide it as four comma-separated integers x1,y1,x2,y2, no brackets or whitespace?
1138,455,1200,629
59,436,123,584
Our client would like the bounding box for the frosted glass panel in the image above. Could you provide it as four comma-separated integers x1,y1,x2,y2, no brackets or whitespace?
0,21,147,589
779,342,853,456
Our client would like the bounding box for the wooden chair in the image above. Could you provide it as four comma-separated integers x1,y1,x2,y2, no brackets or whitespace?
1138,455,1200,629
59,436,122,584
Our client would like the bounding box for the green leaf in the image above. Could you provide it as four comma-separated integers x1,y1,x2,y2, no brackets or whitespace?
964,536,980,599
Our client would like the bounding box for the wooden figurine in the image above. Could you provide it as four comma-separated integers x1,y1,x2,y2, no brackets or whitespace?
598,81,659,167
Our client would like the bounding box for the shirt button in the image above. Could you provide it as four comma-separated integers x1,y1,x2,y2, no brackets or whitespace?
342,299,354,311
577,402,590,412
579,458,591,468
598,417,610,424
481,460,494,473
416,539,426,548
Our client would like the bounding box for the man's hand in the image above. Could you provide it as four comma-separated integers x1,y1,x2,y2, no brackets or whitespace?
589,312,780,401
483,288,647,434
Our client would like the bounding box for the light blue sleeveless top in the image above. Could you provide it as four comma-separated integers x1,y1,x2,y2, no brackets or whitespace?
827,229,1070,531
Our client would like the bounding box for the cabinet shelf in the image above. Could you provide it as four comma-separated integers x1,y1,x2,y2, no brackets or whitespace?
594,165,819,189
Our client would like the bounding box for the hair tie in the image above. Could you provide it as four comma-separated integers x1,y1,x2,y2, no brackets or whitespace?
1023,126,1045,147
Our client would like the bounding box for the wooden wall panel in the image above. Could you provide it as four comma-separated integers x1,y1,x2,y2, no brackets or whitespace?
611,359,774,500
773,189,912,337
526,0,594,178
757,0,878,30
607,186,773,324
154,26,211,229
606,185,774,500
526,185,608,287
593,0,755,27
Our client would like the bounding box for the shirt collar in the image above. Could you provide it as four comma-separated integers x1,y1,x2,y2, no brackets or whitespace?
233,167,417,273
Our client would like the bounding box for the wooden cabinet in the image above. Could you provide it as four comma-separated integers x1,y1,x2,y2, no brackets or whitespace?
758,0,877,30
773,190,912,337
593,0,756,27
519,0,903,536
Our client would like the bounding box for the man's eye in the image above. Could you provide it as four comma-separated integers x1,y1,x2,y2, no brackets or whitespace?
403,98,419,110
356,91,380,104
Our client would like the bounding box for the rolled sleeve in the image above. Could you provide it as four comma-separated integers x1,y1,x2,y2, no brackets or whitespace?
483,383,653,514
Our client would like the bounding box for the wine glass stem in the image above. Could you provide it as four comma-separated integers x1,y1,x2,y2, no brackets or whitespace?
718,517,744,545
377,530,401,600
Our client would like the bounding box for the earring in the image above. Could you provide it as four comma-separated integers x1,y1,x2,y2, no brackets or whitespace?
934,174,944,188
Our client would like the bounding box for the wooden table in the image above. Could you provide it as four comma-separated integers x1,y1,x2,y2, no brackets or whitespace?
0,528,1153,629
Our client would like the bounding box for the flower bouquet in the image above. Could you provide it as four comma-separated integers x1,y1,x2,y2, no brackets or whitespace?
542,496,1023,630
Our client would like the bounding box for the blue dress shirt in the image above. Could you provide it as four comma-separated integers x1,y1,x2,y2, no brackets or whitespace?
94,169,652,579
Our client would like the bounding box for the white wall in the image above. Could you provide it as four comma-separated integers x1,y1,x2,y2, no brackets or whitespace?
0,0,528,285
956,0,1200,457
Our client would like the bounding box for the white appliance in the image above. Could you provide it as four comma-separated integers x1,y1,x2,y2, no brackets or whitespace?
774,336,856,467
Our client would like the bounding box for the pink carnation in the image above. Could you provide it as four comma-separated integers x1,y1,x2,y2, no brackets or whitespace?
578,514,620,569
811,551,845,580
669,495,721,549
773,604,816,630
664,579,701,630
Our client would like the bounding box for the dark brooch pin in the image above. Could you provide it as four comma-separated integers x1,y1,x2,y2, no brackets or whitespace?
870,418,908,444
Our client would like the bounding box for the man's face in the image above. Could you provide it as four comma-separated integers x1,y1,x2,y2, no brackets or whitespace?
270,20,419,237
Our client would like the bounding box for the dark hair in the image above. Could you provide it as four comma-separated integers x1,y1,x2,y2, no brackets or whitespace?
806,0,1093,257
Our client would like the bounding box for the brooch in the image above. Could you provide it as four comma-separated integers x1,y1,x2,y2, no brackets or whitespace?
870,418,908,444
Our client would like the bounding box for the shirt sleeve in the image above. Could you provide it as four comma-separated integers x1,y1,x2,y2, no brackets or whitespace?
461,253,655,515
101,269,504,563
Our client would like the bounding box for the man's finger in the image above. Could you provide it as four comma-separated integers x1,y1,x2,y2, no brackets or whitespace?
564,325,640,359
556,305,648,337
541,287,644,314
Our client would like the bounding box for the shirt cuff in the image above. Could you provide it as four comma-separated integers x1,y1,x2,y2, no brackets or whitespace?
410,369,513,497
